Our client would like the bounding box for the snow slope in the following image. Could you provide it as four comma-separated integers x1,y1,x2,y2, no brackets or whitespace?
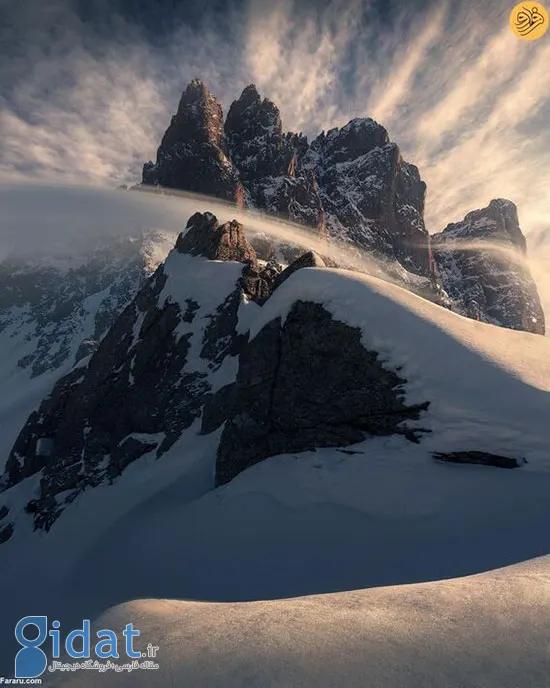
46,555,550,688
1,208,550,684
248,268,550,467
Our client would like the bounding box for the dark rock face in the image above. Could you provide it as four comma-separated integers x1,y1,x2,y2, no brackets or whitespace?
215,301,429,486
3,213,258,532
225,84,293,187
142,79,245,206
303,119,430,276
225,84,326,238
257,171,327,240
432,199,545,334
175,211,279,304
433,451,523,469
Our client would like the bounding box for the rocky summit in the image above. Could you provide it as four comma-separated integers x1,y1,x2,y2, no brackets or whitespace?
141,79,543,335
142,80,429,278
143,80,245,206
432,199,545,334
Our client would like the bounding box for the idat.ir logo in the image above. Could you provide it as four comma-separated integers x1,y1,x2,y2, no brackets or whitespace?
14,616,156,679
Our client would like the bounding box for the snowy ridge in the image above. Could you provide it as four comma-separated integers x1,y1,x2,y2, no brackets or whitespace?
1,254,550,685
249,268,550,465
2,263,550,543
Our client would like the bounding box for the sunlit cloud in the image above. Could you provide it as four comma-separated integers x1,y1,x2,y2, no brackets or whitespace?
1,0,549,241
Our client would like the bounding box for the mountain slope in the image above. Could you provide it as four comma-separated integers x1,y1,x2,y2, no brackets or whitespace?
1,253,550,685
2,240,550,549
1,212,263,533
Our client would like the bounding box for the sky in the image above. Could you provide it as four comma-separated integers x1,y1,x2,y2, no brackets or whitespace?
1,0,550,237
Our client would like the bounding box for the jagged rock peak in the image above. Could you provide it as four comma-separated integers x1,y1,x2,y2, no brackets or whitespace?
442,199,526,253
225,84,282,136
179,78,212,103
142,80,244,205
432,199,545,335
175,212,258,265
308,117,390,164
167,79,224,147
233,83,262,108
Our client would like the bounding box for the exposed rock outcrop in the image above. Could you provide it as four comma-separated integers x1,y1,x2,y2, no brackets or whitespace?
271,251,326,292
175,211,257,264
3,213,258,531
224,84,294,187
225,84,326,238
433,451,523,469
302,118,430,277
432,199,545,334
214,301,430,486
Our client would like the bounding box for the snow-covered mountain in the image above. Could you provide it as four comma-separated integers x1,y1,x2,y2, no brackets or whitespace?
0,196,549,685
0,93,549,684
0,231,174,381
2,204,550,538
140,79,544,335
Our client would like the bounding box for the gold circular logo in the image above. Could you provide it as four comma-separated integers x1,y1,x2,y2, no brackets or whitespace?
510,2,548,39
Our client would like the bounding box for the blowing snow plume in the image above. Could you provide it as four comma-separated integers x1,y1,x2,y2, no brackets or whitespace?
0,182,402,278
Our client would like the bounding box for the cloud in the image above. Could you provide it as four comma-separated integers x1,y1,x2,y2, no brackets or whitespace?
1,0,549,241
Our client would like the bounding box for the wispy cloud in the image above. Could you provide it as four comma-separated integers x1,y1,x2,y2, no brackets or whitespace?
1,0,549,240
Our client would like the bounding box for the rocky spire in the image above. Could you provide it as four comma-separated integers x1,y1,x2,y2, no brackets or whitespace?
142,79,244,206
166,79,224,147
432,199,545,334
224,83,289,185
